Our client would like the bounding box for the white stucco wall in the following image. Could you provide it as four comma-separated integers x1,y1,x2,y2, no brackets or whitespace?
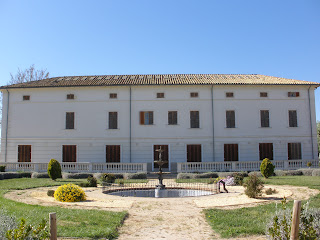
0,84,318,171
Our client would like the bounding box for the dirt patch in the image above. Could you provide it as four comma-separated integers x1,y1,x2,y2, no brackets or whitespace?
4,184,319,240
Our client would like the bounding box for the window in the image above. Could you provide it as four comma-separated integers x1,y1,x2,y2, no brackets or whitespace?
168,111,177,125
224,144,238,161
187,144,201,162
259,143,273,160
289,110,298,127
190,111,199,128
260,110,270,128
66,112,75,129
288,143,301,160
226,110,235,128
18,145,31,162
109,112,118,129
140,111,153,125
63,145,77,162
23,95,30,101
157,93,164,98
154,145,169,168
288,92,300,97
260,92,268,97
226,92,234,98
67,94,74,100
106,145,120,162
109,93,117,99
190,92,198,98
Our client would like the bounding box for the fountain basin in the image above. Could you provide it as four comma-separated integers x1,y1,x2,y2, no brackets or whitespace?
106,188,213,198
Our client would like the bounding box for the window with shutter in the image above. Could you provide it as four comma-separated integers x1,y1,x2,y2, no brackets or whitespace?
226,92,234,98
260,92,268,97
109,112,118,129
190,111,199,128
168,111,177,125
226,110,235,128
187,145,201,162
289,110,298,127
288,143,301,160
18,145,32,162
190,92,198,98
153,145,169,168
106,145,120,162
259,143,273,160
67,94,74,100
140,111,153,125
260,110,270,128
109,93,117,99
63,145,77,162
66,112,75,129
23,95,30,101
288,92,300,97
157,93,164,98
224,144,239,161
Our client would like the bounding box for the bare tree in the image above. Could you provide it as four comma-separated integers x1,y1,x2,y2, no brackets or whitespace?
9,64,49,84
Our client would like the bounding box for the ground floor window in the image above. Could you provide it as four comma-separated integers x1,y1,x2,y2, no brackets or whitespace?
63,145,77,162
187,144,201,162
259,143,273,160
106,145,121,163
288,143,301,160
154,145,169,168
18,145,31,162
224,144,238,161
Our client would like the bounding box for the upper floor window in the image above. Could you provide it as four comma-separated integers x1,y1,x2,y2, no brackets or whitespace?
109,93,117,99
168,111,177,125
190,92,198,98
67,94,74,100
260,92,268,97
23,95,30,101
157,93,164,98
289,110,298,127
108,112,118,129
140,111,153,125
226,110,235,128
288,92,300,97
190,111,199,128
226,92,234,98
288,143,301,160
66,112,75,129
260,110,270,128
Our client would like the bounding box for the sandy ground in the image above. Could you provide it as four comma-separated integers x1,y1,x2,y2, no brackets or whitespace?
4,182,319,240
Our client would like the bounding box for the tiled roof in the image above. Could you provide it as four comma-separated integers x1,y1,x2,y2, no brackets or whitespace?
1,74,319,89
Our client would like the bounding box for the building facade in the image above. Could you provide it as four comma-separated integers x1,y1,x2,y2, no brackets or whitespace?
0,74,319,172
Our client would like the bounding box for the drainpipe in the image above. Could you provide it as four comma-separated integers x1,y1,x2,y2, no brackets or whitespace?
5,89,10,162
211,85,215,161
129,86,132,163
307,86,315,159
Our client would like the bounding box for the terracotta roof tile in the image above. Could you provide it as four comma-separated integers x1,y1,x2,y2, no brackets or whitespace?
1,74,319,89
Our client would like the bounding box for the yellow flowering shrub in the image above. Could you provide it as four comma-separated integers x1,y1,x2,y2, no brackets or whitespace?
54,184,86,202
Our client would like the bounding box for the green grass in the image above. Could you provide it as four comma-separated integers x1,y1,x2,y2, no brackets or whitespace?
204,176,320,238
0,178,127,239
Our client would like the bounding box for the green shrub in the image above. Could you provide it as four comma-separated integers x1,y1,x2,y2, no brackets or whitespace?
54,183,86,202
62,172,93,179
233,172,244,185
260,158,275,178
78,177,97,187
47,190,55,197
265,188,277,195
0,165,6,172
6,218,49,240
0,172,32,180
307,161,312,167
248,171,263,177
124,172,147,179
243,174,264,198
31,172,50,178
47,159,62,180
102,173,116,183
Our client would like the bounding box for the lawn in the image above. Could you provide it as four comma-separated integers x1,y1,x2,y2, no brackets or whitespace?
204,176,320,238
0,178,127,239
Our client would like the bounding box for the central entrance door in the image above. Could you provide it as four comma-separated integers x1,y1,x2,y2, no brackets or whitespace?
153,145,169,170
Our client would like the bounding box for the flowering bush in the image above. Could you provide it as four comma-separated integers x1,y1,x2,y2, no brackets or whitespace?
54,184,86,202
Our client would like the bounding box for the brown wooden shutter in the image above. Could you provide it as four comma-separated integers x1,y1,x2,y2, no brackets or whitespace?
66,112,75,129
63,145,76,162
106,145,120,162
288,143,301,160
289,110,297,127
109,112,118,129
259,143,273,160
190,111,199,128
226,111,235,128
260,110,269,127
140,112,145,125
187,145,201,162
18,145,31,162
224,144,238,161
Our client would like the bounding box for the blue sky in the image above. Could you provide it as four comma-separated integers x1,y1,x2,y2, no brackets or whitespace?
0,0,319,120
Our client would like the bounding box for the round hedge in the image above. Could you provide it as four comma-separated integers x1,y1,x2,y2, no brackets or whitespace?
260,158,275,178
54,184,86,202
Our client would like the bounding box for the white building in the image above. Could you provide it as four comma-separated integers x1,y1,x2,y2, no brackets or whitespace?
0,74,319,172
